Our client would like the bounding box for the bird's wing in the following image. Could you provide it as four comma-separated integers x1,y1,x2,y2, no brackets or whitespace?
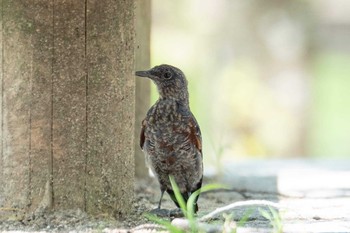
188,114,202,155
140,119,146,149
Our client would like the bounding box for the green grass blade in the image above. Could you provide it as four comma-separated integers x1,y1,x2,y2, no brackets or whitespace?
237,208,254,227
169,175,188,218
187,183,229,217
259,208,272,221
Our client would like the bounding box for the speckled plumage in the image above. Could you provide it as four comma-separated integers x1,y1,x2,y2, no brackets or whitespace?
135,64,203,213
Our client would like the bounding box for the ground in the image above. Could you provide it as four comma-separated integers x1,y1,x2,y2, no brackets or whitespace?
0,177,248,232
1,159,350,232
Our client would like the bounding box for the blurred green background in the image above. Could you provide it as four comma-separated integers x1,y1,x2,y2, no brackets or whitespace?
149,0,350,168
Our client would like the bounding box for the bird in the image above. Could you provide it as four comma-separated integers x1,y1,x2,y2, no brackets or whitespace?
135,64,203,215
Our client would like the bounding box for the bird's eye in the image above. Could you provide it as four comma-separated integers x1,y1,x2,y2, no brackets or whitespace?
163,71,172,79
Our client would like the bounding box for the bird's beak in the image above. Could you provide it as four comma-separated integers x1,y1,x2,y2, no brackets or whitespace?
135,70,151,78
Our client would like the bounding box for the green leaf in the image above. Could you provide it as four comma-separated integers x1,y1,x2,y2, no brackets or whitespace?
237,208,254,227
259,208,272,221
187,183,229,216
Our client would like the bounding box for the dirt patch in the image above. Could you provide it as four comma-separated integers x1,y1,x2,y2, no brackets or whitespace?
0,177,279,232
0,177,258,232
2,160,350,232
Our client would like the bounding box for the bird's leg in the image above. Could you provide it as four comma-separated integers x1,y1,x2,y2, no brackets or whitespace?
149,189,169,217
157,189,165,209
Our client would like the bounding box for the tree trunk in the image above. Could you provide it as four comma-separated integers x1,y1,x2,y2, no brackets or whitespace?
134,0,151,178
0,0,135,217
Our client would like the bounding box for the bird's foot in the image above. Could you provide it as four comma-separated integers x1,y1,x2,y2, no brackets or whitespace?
169,208,184,218
148,208,184,218
148,208,170,218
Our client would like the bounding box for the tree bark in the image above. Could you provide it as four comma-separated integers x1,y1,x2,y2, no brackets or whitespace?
134,0,151,178
0,0,135,217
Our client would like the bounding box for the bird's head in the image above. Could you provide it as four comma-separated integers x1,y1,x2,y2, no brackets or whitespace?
135,64,189,103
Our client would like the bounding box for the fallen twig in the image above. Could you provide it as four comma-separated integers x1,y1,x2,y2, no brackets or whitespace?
200,199,284,222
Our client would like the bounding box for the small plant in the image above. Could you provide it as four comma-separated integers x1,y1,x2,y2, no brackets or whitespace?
145,175,227,233
236,208,254,228
222,208,253,233
259,207,283,233
222,213,236,233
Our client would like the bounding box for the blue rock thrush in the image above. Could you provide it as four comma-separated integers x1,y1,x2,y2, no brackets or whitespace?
135,64,203,215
